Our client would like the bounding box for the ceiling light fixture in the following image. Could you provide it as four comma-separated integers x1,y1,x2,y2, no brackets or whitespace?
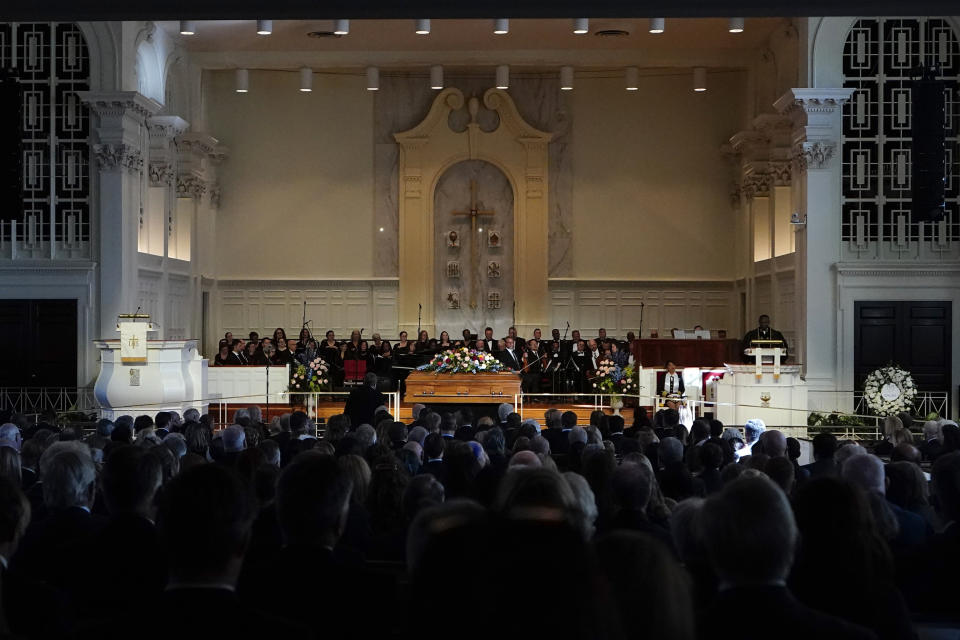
493,18,509,35
560,66,574,90
693,67,707,92
179,20,196,35
573,18,589,34
235,69,249,93
728,17,745,33
415,19,431,35
625,66,639,91
256,19,272,35
649,18,665,34
496,65,509,89
333,19,350,35
430,65,444,90
366,67,380,91
299,67,313,92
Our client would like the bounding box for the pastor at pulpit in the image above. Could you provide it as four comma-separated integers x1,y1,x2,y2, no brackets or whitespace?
742,315,788,361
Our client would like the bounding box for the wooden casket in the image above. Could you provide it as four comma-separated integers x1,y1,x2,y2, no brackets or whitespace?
404,370,521,404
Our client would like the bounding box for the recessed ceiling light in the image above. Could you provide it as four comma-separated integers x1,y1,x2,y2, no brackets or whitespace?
493,18,509,35
649,18,665,34
333,19,350,35
415,19,431,35
573,18,589,34
179,20,196,35
256,19,272,35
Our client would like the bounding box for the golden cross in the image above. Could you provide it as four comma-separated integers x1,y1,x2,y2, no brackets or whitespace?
128,336,139,348
452,180,495,309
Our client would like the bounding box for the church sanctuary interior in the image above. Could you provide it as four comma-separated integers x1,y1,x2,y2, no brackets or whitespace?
1,0,960,637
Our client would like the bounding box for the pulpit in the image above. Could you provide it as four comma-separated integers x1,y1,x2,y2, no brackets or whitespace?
714,365,807,427
94,324,207,419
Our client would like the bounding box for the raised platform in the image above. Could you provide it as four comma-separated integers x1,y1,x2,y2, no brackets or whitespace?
219,400,636,426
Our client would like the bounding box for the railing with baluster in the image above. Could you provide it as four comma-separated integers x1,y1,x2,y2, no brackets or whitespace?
0,387,97,417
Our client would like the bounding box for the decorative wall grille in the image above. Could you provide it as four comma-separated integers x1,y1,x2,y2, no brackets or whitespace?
0,23,90,247
841,18,960,255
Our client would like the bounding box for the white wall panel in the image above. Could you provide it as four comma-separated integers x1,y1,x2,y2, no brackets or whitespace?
548,281,735,338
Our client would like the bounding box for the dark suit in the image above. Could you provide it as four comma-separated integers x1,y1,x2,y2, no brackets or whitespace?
419,459,447,484
228,350,246,365
343,385,387,428
482,338,497,353
799,458,837,479
497,348,522,371
454,425,477,442
543,428,571,455
900,522,960,620
12,506,106,589
698,586,876,640
919,438,944,462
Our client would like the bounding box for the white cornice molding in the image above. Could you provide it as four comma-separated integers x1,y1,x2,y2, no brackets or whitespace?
217,278,400,287
836,262,960,279
774,88,854,116
77,90,162,122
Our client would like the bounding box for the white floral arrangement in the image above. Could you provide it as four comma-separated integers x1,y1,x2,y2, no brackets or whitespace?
417,347,507,374
863,365,917,416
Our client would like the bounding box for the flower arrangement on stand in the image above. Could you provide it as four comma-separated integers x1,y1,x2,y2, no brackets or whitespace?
863,364,917,416
417,347,507,374
592,359,637,415
289,356,332,409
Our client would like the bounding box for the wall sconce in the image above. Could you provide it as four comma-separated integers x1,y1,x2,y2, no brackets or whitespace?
790,212,807,226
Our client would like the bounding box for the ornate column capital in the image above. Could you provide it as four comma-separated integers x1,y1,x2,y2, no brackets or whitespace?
773,88,854,119
93,143,143,173
148,116,190,142
148,162,176,186
793,141,837,172
176,132,228,164
176,173,207,200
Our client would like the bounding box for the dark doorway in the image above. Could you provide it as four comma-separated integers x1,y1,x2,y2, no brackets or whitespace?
0,300,77,387
854,301,952,396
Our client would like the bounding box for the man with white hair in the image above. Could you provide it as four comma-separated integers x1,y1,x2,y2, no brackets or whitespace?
698,476,874,639
219,425,247,467
0,423,22,452
12,442,102,584
497,403,514,429
737,419,766,461
920,420,944,462
183,407,201,423
842,453,927,550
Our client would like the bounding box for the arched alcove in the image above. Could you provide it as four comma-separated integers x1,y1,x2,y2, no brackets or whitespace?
395,88,552,336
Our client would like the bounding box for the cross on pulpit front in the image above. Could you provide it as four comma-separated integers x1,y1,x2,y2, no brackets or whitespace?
452,179,496,309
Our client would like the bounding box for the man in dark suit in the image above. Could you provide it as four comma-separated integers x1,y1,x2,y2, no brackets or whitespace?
540,409,569,455
12,442,105,586
482,326,497,353
454,408,476,442
228,338,247,365
140,464,308,640
240,453,387,639
344,372,387,428
800,432,839,479
419,432,447,484
497,337,522,371
919,419,944,462
699,475,875,640
742,314,788,361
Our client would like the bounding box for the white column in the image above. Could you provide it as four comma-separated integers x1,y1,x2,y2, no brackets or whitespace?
775,88,853,399
79,91,162,338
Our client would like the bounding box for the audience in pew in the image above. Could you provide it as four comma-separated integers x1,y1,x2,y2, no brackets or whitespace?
2,395,960,639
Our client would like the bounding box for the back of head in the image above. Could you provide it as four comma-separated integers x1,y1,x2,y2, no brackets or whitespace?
812,432,838,460
325,413,349,443
594,530,695,640
562,410,579,430
841,453,885,495
611,462,652,512
757,429,787,458
364,371,378,388
247,406,263,425
608,415,625,434
662,409,680,428
290,411,309,436
154,411,172,431
709,419,724,439
95,418,115,438
567,426,588,446
355,424,377,449
932,451,960,523
456,407,473,427
40,442,96,510
222,424,247,453
506,412,522,429
133,415,154,434
441,412,458,435
495,467,575,518
403,474,445,522
102,445,163,515
407,425,428,445
258,439,281,466
669,498,706,566
690,419,710,443
744,418,765,443
424,412,443,434
699,442,723,470
923,420,942,442
497,403,513,423
659,437,683,465
277,453,353,545
701,475,797,585
764,456,795,494
158,464,254,579
423,432,445,460
544,408,562,430
233,408,251,427
835,443,867,471
183,407,200,423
